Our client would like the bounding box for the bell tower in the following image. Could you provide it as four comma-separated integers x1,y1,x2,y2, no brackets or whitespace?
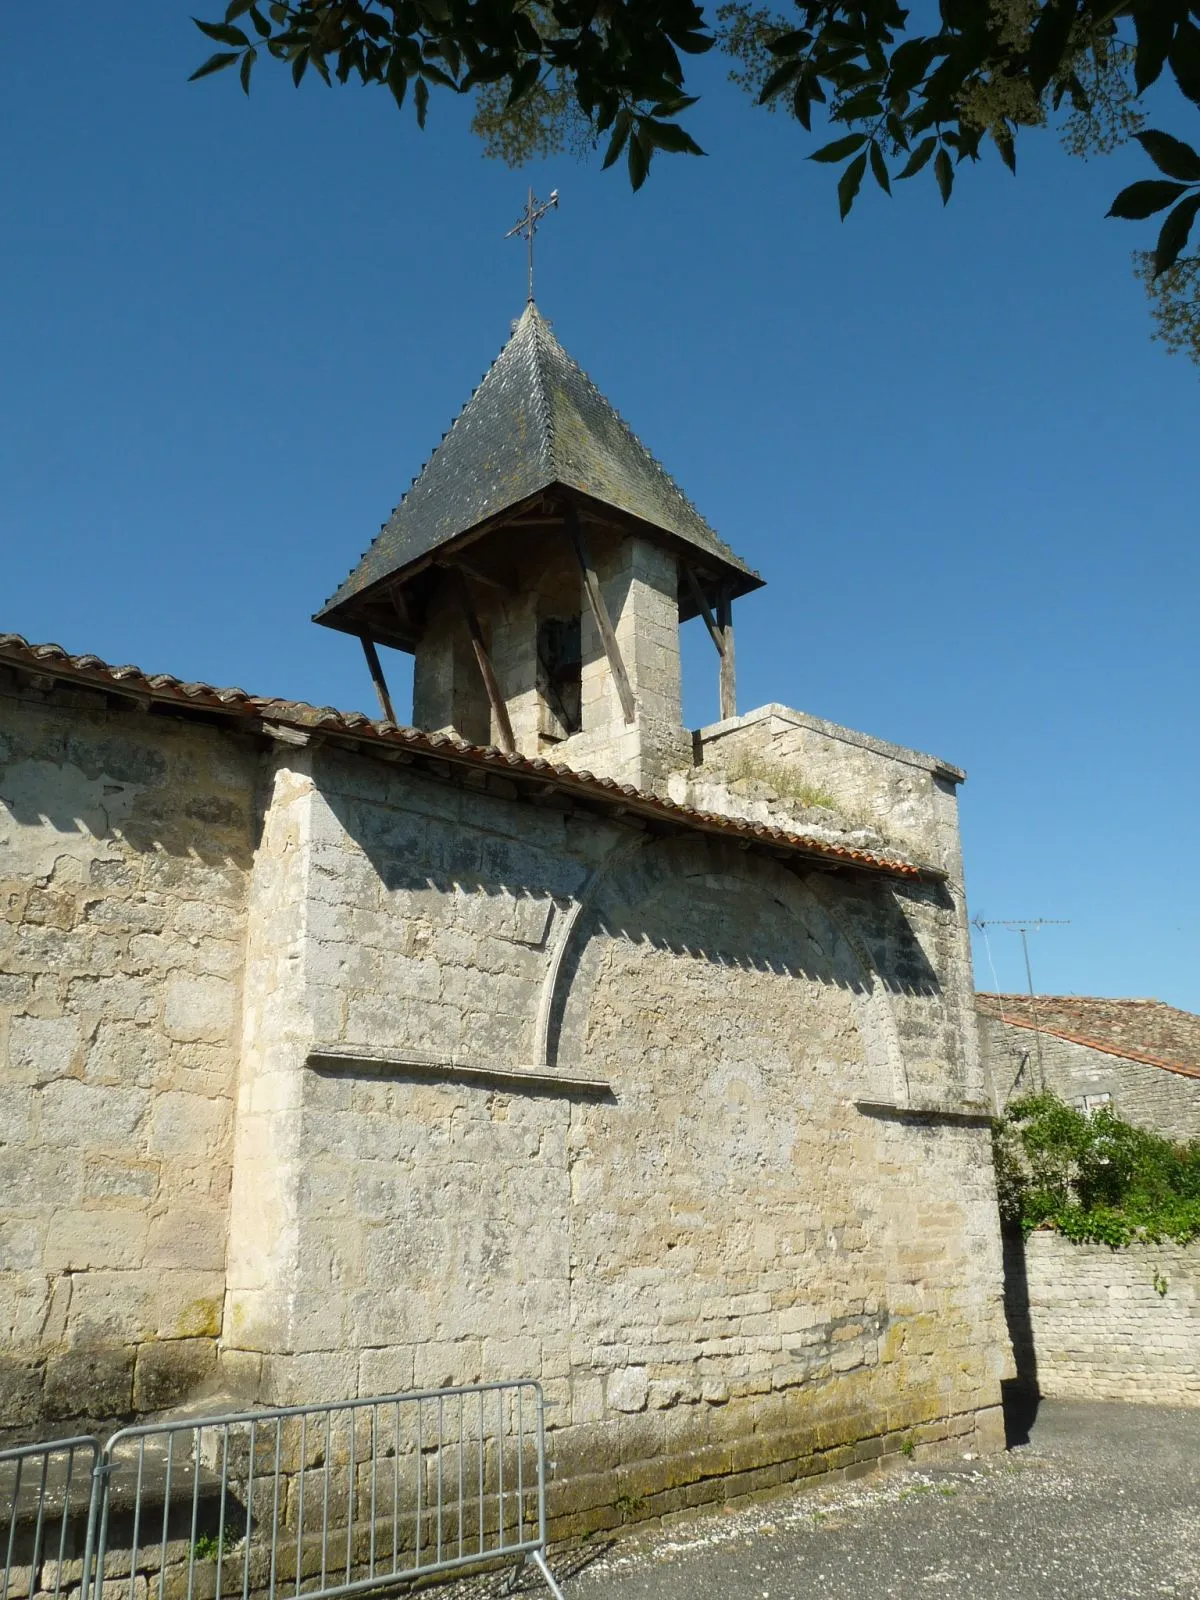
314,304,762,795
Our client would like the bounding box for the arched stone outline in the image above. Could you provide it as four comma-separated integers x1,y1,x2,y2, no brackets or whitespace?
532,832,649,1069
533,833,910,1105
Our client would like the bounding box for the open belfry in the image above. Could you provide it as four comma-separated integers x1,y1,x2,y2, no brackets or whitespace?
0,285,1012,1529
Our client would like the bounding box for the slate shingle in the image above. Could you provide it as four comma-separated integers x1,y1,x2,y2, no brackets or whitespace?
316,303,761,626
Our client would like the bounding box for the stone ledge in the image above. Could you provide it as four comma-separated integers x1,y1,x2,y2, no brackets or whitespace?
854,1099,993,1127
306,1045,614,1099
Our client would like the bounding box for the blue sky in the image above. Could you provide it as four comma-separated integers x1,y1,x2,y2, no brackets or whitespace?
3,3,1197,1010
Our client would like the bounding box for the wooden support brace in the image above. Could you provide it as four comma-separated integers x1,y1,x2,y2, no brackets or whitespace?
449,568,516,754
717,585,737,722
359,635,397,723
682,563,725,656
564,502,637,726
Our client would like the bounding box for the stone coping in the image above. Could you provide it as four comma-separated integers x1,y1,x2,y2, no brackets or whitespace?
698,704,966,785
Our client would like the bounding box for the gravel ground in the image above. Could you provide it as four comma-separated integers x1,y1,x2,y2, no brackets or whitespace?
446,1398,1200,1600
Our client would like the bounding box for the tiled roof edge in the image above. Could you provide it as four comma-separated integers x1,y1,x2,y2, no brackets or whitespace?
976,998,1200,1081
0,631,935,883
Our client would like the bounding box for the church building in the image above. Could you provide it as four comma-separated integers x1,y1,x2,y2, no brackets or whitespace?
0,301,1010,1526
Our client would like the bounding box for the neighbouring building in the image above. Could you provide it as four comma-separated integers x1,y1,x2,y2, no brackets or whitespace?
978,992,1200,1140
0,303,1012,1525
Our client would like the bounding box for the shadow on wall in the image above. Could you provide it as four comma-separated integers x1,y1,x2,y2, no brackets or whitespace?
1001,1230,1041,1445
0,717,261,870
324,766,941,991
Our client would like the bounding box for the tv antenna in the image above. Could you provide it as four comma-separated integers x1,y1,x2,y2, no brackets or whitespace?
972,917,1069,1090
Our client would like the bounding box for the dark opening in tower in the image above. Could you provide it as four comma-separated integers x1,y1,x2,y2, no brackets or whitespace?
537,614,582,743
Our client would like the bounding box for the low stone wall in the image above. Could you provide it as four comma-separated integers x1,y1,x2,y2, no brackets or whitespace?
1005,1232,1200,1405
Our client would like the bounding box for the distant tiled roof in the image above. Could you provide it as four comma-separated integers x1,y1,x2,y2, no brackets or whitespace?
976,994,1200,1082
0,632,930,883
316,303,761,623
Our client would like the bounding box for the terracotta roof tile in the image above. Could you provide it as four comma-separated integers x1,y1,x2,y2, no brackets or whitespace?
976,993,1200,1081
0,631,934,884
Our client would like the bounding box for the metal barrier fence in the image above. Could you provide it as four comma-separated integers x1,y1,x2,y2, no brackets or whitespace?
2,1381,564,1600
1,1437,100,1600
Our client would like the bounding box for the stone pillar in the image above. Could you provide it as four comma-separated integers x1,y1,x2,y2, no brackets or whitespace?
221,749,315,1398
556,535,691,794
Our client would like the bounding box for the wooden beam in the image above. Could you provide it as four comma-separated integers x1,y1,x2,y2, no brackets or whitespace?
448,568,516,754
563,501,637,725
359,635,397,723
717,585,737,722
436,556,509,594
389,582,415,635
682,563,725,657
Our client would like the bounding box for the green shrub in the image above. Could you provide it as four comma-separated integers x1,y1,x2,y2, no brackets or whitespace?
994,1093,1200,1246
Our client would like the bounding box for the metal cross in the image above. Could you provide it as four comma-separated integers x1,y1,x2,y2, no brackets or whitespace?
505,186,559,303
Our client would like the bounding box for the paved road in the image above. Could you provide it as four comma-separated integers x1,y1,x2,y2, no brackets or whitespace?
499,1398,1200,1600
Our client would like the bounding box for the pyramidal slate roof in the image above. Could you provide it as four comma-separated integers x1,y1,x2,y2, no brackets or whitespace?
317,303,760,624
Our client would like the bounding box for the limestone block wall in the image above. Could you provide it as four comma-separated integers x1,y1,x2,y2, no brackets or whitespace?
1005,1233,1200,1405
677,706,983,1111
223,739,1010,1528
412,527,689,794
0,670,257,1438
681,705,963,860
981,1017,1200,1139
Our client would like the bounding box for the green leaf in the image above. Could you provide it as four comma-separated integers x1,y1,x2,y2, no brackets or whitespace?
240,46,256,93
934,147,953,205
1154,192,1200,274
1028,0,1077,94
837,150,867,218
1135,130,1200,182
602,109,632,170
189,50,240,80
887,36,933,95
291,46,308,85
643,119,704,156
759,58,800,102
1108,179,1189,219
671,30,713,56
809,132,867,164
506,57,540,106
248,7,271,39
628,123,651,190
768,29,809,56
194,17,252,47
224,0,254,18
869,141,890,195
386,54,408,108
1170,20,1200,105
414,74,430,127
896,135,935,180
1134,4,1174,94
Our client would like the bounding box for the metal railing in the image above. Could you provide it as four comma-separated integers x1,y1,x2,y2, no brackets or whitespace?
2,1381,563,1600
1,1436,100,1600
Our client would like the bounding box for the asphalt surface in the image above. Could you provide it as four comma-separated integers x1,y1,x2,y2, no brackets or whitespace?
459,1397,1200,1600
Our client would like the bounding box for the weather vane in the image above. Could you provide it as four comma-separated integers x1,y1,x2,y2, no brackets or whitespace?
505,186,559,304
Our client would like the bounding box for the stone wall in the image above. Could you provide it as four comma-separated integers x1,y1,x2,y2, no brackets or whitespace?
981,1017,1200,1140
2,662,1012,1525
222,736,1010,1530
1005,1232,1200,1405
0,666,258,1438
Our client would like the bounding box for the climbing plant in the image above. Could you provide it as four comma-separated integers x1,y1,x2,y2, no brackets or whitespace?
994,1092,1200,1246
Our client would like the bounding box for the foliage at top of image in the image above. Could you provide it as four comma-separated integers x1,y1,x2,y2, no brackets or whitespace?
994,1091,1200,1247
190,2,1200,360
